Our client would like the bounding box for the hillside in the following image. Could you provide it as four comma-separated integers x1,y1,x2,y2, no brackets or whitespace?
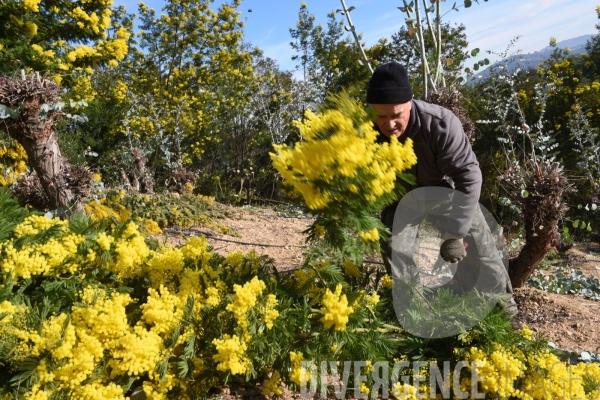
473,34,594,80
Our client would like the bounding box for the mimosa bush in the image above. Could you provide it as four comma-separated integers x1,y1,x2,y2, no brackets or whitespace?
270,92,416,258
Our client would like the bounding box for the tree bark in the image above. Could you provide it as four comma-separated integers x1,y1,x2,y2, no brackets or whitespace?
0,74,75,210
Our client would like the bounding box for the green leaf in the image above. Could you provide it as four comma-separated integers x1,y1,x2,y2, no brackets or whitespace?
464,67,471,74
521,190,529,198
581,221,587,229
464,0,472,7
484,58,490,65
0,104,19,119
0,105,10,119
473,64,480,71
578,204,582,209
562,227,569,234
470,48,480,57
587,225,592,232
573,220,580,228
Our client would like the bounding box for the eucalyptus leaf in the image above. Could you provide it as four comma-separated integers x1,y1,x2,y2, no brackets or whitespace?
0,105,10,119
470,48,480,57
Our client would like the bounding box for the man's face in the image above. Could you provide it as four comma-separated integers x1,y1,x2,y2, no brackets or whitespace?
371,101,412,139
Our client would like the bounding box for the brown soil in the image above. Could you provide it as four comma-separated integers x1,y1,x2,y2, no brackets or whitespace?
161,205,600,354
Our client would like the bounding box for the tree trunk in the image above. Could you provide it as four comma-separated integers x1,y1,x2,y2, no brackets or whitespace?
508,208,559,288
500,161,571,288
0,74,75,210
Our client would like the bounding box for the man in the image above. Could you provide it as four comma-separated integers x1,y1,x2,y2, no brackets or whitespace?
367,61,518,319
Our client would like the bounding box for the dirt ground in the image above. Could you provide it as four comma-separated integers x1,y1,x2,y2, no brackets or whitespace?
162,204,600,353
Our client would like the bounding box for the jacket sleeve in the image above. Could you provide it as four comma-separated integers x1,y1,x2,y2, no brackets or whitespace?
432,110,482,238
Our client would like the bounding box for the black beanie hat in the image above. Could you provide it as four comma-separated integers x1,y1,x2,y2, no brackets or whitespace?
366,62,413,104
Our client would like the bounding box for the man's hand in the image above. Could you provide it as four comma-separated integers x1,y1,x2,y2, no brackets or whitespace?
440,238,466,263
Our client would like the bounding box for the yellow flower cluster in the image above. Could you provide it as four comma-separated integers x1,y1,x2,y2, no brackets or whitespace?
23,0,41,13
84,201,124,222
382,274,393,289
226,276,266,330
144,246,184,287
20,288,171,398
0,142,28,186
212,334,251,375
364,291,380,307
465,346,526,398
459,343,600,400
69,7,102,33
98,29,129,62
181,236,212,264
69,74,97,103
0,203,292,398
290,351,312,386
262,294,279,329
112,80,128,100
66,45,97,63
320,284,354,331
262,370,283,396
141,218,163,234
359,227,380,242
270,94,416,209
141,286,183,335
0,216,84,278
112,222,150,279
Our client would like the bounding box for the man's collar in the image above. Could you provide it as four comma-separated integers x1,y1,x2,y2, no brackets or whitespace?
406,99,420,139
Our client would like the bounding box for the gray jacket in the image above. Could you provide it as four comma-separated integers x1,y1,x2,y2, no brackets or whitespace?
379,99,482,238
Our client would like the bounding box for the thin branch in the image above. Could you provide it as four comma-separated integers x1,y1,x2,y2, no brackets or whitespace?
338,0,373,74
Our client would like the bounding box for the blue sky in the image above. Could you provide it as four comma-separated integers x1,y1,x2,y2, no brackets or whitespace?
118,0,599,74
